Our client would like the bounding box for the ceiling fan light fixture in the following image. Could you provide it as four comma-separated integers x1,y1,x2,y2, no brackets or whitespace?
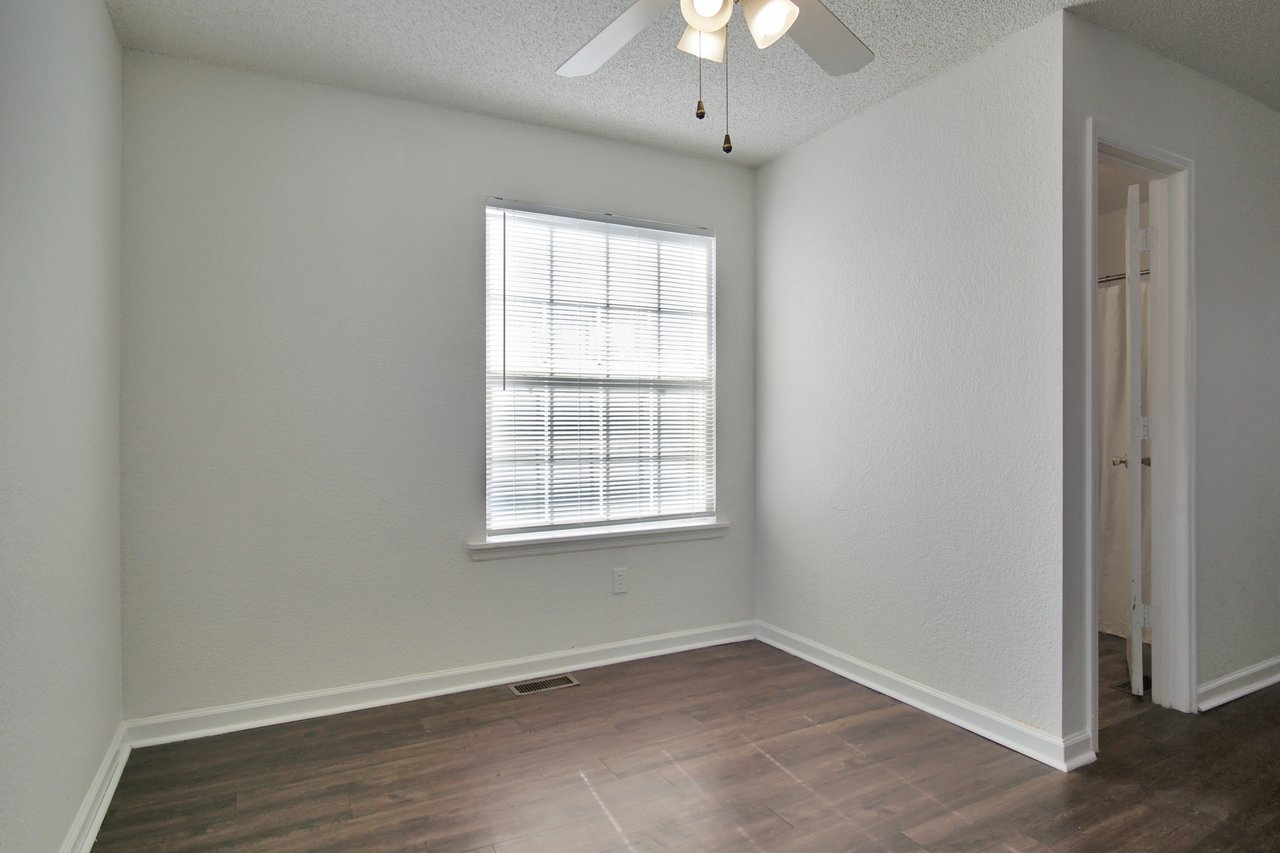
677,25,726,62
740,0,799,49
679,0,733,33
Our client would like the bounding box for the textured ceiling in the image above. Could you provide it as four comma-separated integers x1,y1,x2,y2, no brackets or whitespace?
104,1,1279,166
104,0,1064,166
1067,0,1280,114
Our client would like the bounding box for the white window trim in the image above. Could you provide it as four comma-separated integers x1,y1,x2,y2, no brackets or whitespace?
468,517,729,561
481,197,718,540
487,197,712,236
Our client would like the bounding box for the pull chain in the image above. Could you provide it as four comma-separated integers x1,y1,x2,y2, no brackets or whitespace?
722,22,733,153
695,31,706,119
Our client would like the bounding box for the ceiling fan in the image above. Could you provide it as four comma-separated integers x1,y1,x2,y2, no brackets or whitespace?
556,0,875,79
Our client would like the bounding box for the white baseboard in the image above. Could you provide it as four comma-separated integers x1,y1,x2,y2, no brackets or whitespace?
80,617,1101,848
60,722,130,853
755,621,1093,772
1197,654,1280,711
127,621,756,747
1061,729,1097,771
104,612,1103,847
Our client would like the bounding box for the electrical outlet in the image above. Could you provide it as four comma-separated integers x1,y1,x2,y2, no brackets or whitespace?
612,568,628,595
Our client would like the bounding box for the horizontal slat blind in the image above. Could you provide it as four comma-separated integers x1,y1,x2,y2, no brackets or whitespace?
485,204,716,534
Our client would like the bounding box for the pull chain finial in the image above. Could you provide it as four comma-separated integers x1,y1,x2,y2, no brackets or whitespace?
722,22,733,153
695,31,706,119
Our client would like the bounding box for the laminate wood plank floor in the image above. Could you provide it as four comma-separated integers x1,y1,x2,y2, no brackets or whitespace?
96,641,1280,851
1098,632,1155,730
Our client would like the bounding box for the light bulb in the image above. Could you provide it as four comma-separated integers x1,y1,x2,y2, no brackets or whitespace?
680,0,733,33
677,25,726,62
740,0,799,49
756,5,787,35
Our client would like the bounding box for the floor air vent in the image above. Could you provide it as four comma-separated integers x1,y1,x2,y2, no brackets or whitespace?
509,674,579,696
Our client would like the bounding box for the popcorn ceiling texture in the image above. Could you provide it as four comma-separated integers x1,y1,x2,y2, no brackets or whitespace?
1069,0,1280,114
105,0,1067,166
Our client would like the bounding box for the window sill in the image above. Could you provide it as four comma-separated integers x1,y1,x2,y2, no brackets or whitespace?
468,518,729,561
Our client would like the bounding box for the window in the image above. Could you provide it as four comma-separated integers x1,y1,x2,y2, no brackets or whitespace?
484,200,716,539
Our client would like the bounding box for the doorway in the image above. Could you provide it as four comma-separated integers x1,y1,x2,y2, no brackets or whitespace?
1085,123,1197,753
1095,154,1159,728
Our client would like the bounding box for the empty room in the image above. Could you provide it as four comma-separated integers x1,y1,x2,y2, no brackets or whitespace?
4,0,1280,850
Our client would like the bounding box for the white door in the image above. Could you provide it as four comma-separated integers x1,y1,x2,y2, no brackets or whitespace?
1146,175,1173,707
1124,183,1145,696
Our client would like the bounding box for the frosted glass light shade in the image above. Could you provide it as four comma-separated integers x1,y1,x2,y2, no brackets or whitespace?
740,0,799,48
677,25,726,62
680,0,733,33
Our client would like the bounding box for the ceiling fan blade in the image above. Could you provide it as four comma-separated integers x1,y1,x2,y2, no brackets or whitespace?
788,0,874,76
557,0,675,77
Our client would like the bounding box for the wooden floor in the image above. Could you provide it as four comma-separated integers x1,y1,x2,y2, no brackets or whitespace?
96,641,1280,851
1097,632,1155,730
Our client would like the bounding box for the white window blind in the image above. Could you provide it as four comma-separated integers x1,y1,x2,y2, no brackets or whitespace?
485,201,716,535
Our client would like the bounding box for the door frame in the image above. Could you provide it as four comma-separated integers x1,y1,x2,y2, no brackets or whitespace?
1083,117,1197,753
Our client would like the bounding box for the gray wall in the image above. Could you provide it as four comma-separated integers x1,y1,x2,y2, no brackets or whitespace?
0,0,123,849
1063,13,1280,733
755,17,1066,735
121,53,757,718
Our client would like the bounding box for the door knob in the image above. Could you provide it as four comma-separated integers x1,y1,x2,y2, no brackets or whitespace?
1112,455,1128,467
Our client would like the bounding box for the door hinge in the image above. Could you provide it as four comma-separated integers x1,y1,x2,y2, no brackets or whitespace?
1140,416,1151,441
1134,227,1153,253
1142,604,1151,629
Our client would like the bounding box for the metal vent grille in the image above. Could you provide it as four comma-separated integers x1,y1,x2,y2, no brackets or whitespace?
508,674,579,696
